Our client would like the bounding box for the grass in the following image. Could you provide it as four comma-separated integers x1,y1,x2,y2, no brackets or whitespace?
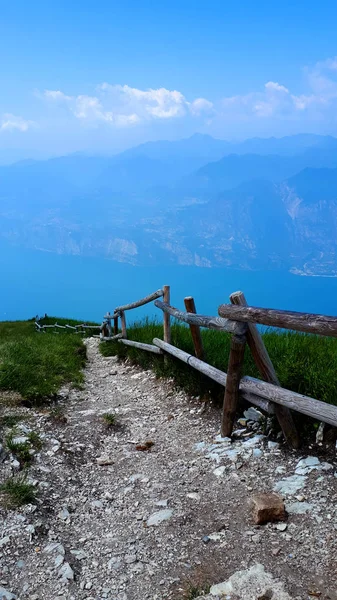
183,585,211,599
48,405,67,424
27,430,43,450
6,432,33,467
100,318,337,409
102,412,116,427
0,414,23,428
0,317,90,405
0,475,37,507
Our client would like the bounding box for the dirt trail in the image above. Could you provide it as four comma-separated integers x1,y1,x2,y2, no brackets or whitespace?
1,338,337,600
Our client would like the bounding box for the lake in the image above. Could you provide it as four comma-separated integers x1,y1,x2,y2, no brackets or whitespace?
1,242,337,323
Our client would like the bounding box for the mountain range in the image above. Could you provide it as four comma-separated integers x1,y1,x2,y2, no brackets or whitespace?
1,133,337,275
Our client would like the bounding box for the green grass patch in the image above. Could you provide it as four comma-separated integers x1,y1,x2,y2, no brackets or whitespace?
0,475,37,507
27,430,43,450
0,414,23,428
102,412,116,427
100,319,337,407
0,317,89,404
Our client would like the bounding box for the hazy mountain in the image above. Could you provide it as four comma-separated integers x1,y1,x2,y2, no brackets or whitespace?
2,134,337,275
121,132,337,160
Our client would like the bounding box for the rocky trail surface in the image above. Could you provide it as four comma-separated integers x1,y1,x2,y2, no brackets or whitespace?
1,338,337,600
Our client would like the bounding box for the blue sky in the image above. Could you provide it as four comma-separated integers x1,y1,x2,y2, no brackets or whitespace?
2,0,337,158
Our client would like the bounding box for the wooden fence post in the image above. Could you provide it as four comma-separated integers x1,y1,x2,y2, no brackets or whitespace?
120,311,127,339
230,291,300,449
221,333,246,437
163,285,171,343
184,296,204,360
113,315,119,336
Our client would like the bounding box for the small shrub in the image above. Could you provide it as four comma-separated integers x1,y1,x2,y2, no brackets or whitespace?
0,414,23,428
27,431,43,450
1,475,37,507
102,412,116,427
6,434,32,467
182,584,211,599
48,406,67,424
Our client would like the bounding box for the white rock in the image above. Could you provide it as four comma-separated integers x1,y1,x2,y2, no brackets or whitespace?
286,502,314,515
12,436,28,445
244,407,264,422
96,455,114,466
0,536,10,548
44,542,65,555
0,587,16,600
210,563,292,599
146,509,173,526
58,562,74,581
187,493,201,501
213,466,226,478
54,554,64,568
70,549,87,560
274,475,307,495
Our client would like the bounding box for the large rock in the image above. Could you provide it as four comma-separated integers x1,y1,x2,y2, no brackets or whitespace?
251,492,286,525
209,564,292,599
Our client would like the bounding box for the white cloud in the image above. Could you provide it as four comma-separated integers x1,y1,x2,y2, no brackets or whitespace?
219,60,337,124
190,97,214,116
0,113,34,132
43,84,213,127
35,57,337,136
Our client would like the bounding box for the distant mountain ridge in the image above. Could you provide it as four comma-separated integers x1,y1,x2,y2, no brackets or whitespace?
1,133,337,275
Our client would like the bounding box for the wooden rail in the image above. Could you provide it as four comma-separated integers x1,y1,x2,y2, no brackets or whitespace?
218,303,337,337
98,285,337,447
115,289,164,313
154,300,246,335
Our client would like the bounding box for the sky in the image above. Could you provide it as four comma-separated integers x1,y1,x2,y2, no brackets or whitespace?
2,0,337,159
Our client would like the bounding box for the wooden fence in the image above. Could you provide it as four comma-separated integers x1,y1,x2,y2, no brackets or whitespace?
100,285,337,448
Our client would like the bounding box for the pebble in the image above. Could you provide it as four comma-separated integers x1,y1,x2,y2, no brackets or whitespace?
146,509,173,526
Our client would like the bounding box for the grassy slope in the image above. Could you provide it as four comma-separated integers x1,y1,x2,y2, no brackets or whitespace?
100,319,337,407
0,317,95,404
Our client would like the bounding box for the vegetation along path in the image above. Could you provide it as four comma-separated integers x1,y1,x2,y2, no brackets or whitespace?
1,338,337,600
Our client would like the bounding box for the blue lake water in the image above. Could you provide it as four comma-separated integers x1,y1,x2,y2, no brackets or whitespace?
1,242,337,323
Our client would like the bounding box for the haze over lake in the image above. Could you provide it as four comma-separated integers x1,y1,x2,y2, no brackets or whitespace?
2,242,337,323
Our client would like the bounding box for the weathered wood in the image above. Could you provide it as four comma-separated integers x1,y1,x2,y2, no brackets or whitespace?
101,333,123,342
120,311,127,339
219,302,337,337
163,286,171,344
155,300,247,335
230,291,300,448
240,375,337,427
113,316,119,336
184,296,204,359
152,339,273,414
221,334,246,437
80,325,101,329
118,339,163,354
115,289,164,312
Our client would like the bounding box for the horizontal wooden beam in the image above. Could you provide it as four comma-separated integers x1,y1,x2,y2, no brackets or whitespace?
152,338,272,414
118,339,162,354
241,375,337,427
153,338,337,426
100,333,123,342
114,289,164,313
154,301,246,335
218,303,337,337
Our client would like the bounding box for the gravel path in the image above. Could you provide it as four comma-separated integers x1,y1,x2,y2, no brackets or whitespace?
1,338,337,600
